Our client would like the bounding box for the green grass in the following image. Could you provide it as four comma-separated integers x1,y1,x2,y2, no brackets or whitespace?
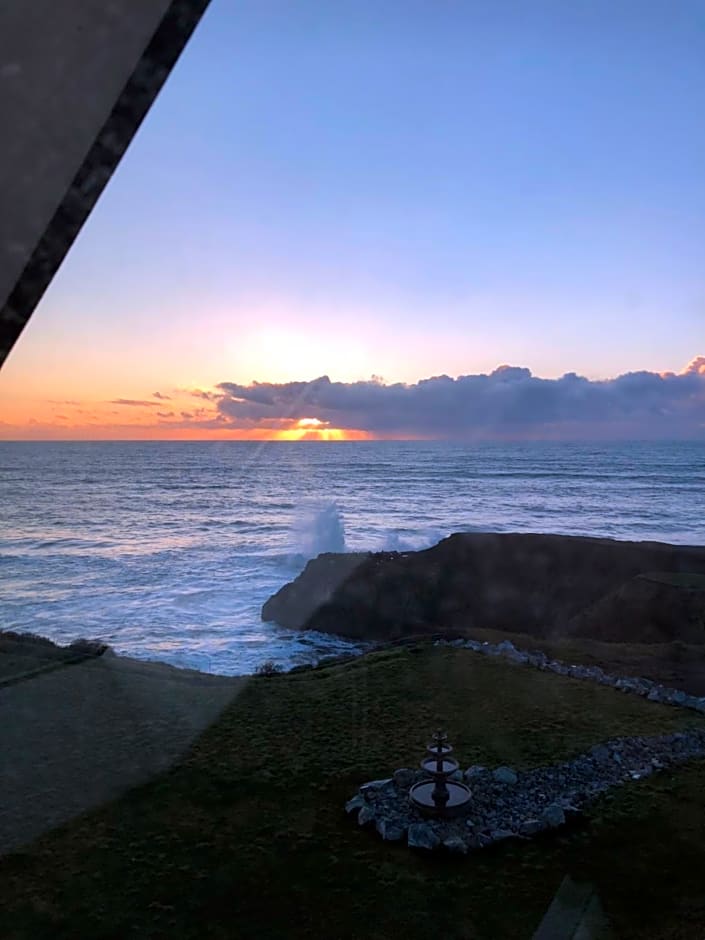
2,646,705,939
640,571,705,590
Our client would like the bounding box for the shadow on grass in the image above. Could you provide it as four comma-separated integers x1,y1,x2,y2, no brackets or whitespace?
2,646,705,939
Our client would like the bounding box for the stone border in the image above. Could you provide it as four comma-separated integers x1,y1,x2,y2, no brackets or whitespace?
346,728,705,854
433,637,705,715
258,632,705,720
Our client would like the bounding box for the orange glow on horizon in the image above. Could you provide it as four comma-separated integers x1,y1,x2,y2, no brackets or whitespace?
266,416,372,441
0,396,379,441
274,426,371,441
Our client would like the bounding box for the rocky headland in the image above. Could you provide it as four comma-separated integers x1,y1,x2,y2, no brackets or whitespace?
262,532,705,644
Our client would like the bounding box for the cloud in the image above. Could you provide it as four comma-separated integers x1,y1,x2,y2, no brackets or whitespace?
152,391,172,400
685,356,705,376
215,358,705,439
109,398,159,407
177,387,219,401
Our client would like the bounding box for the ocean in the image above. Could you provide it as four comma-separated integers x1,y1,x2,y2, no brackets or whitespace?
1,440,703,675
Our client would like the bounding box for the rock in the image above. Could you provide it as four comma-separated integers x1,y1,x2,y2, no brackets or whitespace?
614,678,631,691
528,650,548,667
360,778,393,793
443,836,468,854
407,823,440,850
490,829,515,842
261,532,705,643
357,805,375,826
376,818,405,841
590,744,610,764
393,768,415,789
345,795,365,815
561,804,583,821
261,551,371,630
493,766,518,785
449,769,464,782
541,804,566,828
464,765,486,780
519,819,544,836
68,637,108,656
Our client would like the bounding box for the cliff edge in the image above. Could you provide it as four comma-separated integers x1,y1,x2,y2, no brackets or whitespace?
261,532,705,643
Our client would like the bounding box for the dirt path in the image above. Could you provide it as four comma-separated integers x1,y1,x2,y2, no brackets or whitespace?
0,652,246,855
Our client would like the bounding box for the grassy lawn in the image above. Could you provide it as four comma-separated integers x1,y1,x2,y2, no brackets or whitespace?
640,571,705,590
2,646,705,939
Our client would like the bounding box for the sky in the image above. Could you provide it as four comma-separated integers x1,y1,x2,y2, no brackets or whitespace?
0,0,703,440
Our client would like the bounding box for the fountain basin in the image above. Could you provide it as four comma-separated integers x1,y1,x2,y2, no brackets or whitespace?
409,780,472,817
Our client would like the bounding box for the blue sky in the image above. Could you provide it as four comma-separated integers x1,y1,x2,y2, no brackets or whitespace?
1,0,703,438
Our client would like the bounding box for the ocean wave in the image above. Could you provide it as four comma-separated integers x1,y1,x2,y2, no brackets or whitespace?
2,439,703,674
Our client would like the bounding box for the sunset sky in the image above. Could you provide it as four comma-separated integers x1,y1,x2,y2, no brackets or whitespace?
1,0,703,440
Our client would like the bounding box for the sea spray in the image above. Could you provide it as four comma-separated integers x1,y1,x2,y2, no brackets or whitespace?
2,440,701,675
290,501,347,561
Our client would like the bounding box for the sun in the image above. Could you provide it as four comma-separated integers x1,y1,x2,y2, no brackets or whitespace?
297,418,326,429
274,417,371,441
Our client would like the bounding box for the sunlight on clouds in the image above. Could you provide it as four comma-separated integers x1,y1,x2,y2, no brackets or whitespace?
275,418,371,441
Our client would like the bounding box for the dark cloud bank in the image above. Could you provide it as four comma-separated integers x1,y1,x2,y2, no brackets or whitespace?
214,358,705,439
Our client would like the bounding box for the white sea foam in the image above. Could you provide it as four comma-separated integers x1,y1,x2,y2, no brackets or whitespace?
1,440,703,675
289,501,347,560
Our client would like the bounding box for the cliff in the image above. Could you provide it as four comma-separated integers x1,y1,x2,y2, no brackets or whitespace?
261,532,705,643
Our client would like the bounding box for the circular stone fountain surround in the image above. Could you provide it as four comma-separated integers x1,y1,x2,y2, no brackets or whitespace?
345,728,705,854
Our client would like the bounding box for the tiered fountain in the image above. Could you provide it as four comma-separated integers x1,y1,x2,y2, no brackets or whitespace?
409,729,472,817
